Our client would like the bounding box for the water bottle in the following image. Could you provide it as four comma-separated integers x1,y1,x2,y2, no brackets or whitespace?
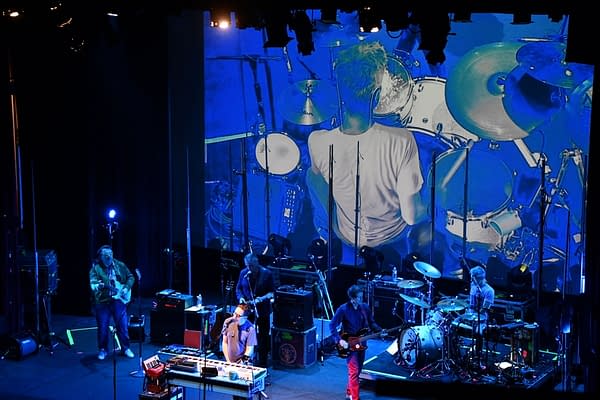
392,266,398,281
196,293,203,307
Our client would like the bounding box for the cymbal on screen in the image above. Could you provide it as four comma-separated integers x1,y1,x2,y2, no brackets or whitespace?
277,80,338,126
445,41,530,141
516,41,593,89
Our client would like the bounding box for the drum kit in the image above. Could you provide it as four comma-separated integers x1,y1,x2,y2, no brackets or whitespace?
394,261,472,376
235,34,591,286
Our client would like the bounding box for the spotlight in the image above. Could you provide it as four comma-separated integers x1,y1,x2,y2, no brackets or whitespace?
358,6,381,33
289,10,315,56
105,208,119,240
307,238,328,270
359,246,384,273
209,8,231,29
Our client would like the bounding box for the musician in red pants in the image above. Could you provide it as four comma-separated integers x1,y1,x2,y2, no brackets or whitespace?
330,285,383,400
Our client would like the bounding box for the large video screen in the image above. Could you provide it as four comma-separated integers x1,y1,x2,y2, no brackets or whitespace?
202,11,593,295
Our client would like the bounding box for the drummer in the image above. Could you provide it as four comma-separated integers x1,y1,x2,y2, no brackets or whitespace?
467,265,495,357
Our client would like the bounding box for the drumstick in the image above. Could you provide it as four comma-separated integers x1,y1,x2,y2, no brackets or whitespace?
440,139,474,190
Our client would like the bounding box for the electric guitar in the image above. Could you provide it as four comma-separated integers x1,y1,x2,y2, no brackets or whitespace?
91,268,140,305
337,325,403,358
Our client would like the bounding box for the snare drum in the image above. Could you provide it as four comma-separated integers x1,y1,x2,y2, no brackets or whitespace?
255,132,301,176
428,145,515,249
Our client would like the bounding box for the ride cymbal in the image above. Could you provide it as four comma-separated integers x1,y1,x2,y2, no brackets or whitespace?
277,80,338,126
446,41,530,141
399,293,430,309
413,261,441,279
398,279,425,289
436,298,467,312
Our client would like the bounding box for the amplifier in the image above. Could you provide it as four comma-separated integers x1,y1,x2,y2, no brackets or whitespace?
154,291,194,312
150,309,185,345
273,289,313,331
272,326,317,368
18,249,59,294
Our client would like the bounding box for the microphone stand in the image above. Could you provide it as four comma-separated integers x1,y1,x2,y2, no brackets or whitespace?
130,269,144,378
353,142,361,267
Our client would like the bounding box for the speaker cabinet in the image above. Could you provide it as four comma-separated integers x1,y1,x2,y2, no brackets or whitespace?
273,289,313,331
272,326,316,368
128,315,146,342
150,309,185,345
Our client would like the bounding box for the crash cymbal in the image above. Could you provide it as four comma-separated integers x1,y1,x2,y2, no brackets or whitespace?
399,293,430,309
516,41,593,89
277,80,338,126
502,66,565,133
398,279,424,289
413,261,441,279
436,298,467,312
446,41,530,141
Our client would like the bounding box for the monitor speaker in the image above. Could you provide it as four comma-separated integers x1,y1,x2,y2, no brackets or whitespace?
273,289,313,331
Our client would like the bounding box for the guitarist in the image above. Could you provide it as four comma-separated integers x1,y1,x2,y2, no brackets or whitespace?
89,245,135,360
330,284,383,400
235,252,275,368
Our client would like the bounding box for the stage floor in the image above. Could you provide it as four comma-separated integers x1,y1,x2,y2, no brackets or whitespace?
360,335,559,392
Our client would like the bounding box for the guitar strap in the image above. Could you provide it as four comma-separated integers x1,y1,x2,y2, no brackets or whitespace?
359,304,369,331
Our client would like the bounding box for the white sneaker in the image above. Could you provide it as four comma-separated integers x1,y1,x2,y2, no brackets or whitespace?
123,348,135,358
98,349,107,360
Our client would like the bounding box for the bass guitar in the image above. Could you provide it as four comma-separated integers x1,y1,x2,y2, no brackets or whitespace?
337,325,403,358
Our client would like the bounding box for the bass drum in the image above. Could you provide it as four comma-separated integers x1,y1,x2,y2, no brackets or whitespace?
396,325,443,369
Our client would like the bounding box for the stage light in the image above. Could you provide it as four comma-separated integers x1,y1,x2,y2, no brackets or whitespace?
383,6,409,32
359,246,384,274
359,6,381,33
416,11,451,65
107,209,117,220
307,238,327,269
209,8,231,29
263,9,292,48
289,10,314,55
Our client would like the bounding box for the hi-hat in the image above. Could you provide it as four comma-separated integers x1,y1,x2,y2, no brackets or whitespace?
436,298,467,312
399,293,430,309
413,261,441,279
445,41,530,141
277,80,338,126
398,280,424,289
516,41,594,89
